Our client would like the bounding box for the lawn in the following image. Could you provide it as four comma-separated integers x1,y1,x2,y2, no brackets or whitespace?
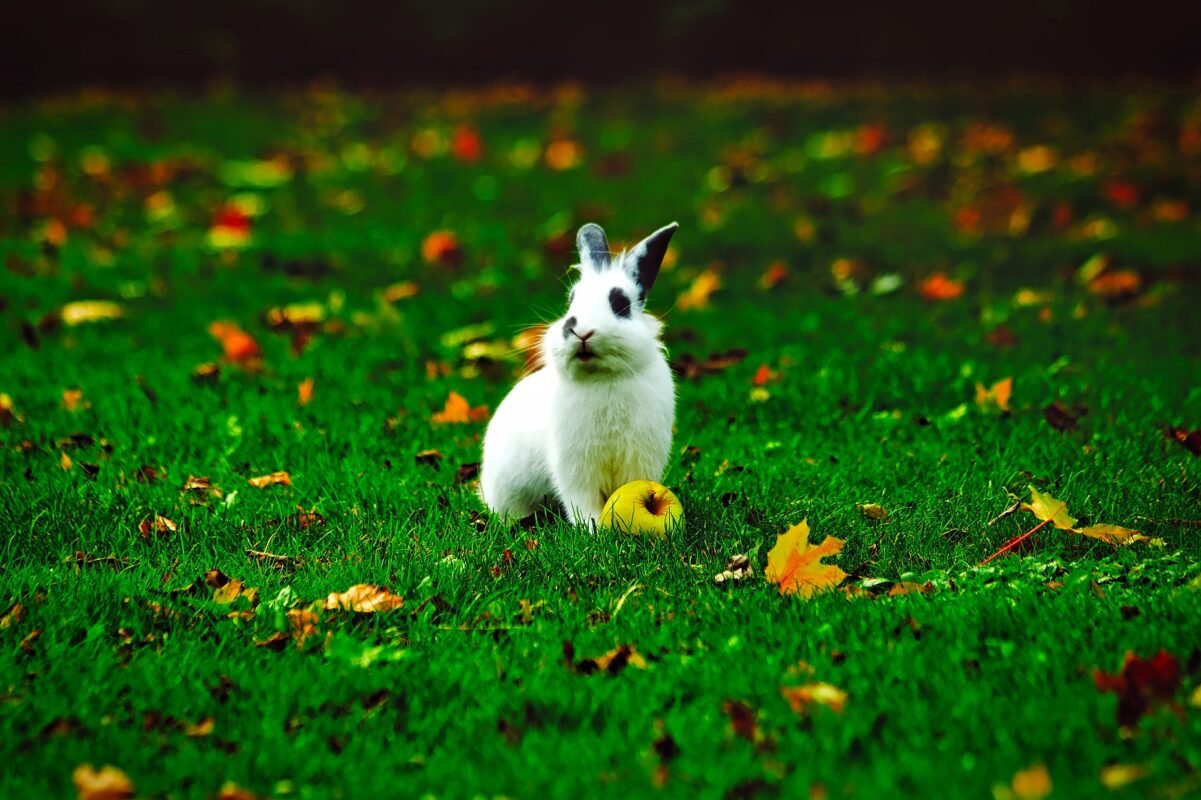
1,81,1200,799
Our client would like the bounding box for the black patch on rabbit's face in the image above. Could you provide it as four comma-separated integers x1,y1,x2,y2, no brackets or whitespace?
608,287,632,318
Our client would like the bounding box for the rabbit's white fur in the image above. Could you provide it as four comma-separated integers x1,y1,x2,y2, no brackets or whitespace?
481,222,678,526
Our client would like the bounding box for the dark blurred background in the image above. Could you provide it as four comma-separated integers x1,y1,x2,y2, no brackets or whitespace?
6,0,1201,93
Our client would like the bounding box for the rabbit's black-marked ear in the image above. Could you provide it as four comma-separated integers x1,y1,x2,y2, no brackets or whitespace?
625,222,678,302
577,223,611,271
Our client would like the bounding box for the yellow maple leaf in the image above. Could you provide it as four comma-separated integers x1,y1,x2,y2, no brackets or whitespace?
1020,487,1078,531
765,520,847,598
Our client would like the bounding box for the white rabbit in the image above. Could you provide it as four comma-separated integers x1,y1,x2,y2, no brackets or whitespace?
480,221,678,526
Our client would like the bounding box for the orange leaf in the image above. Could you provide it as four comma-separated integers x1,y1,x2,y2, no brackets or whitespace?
297,378,314,407
72,764,134,800
764,520,847,598
421,230,463,266
248,471,291,489
431,391,489,424
752,365,778,387
208,322,261,364
919,272,964,301
974,377,1013,412
325,584,404,613
1088,269,1141,298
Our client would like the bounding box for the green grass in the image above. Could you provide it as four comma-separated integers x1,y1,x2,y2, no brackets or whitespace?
1,82,1200,798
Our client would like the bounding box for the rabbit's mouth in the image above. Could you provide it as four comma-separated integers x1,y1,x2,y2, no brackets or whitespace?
574,348,598,363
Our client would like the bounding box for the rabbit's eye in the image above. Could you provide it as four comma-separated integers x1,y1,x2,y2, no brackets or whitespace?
609,288,632,318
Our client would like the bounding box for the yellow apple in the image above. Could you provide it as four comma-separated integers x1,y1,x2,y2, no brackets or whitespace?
600,480,684,538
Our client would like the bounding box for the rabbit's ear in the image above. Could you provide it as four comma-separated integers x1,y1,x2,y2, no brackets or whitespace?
577,223,611,271
625,222,678,302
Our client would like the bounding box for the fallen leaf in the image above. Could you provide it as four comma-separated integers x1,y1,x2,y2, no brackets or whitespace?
422,230,463,266
1088,269,1141,299
184,717,214,737
72,764,134,800
721,700,760,742
60,301,123,326
20,629,41,652
138,515,177,539
298,378,314,407
672,349,748,380
325,584,404,613
975,378,1013,412
209,204,252,248
181,475,223,500
248,471,291,489
1021,487,1078,530
0,393,21,426
764,520,848,598
758,262,789,290
677,269,722,310
431,391,489,424
1043,401,1085,432
919,272,964,301
1166,426,1201,456
1,603,24,628
62,389,86,411
858,503,889,521
1076,524,1147,546
1099,764,1148,790
751,365,778,387
1094,649,1181,727
208,322,262,365
780,682,848,714
382,281,420,303
544,139,583,170
714,554,754,585
415,449,443,467
564,642,647,675
993,764,1052,800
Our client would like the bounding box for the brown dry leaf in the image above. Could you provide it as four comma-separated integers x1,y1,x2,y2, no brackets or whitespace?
288,608,321,647
60,301,123,327
181,475,223,500
297,378,315,407
431,391,489,424
858,503,889,521
975,378,1013,412
208,321,262,364
72,764,133,800
1,602,24,629
919,273,964,301
677,268,722,310
714,554,754,585
325,584,405,613
1166,426,1201,456
888,581,936,597
764,520,848,598
721,700,760,742
565,642,647,675
1077,524,1148,546
248,471,291,489
780,682,848,714
138,515,177,539
1099,764,1148,790
20,629,41,652
1044,401,1085,432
